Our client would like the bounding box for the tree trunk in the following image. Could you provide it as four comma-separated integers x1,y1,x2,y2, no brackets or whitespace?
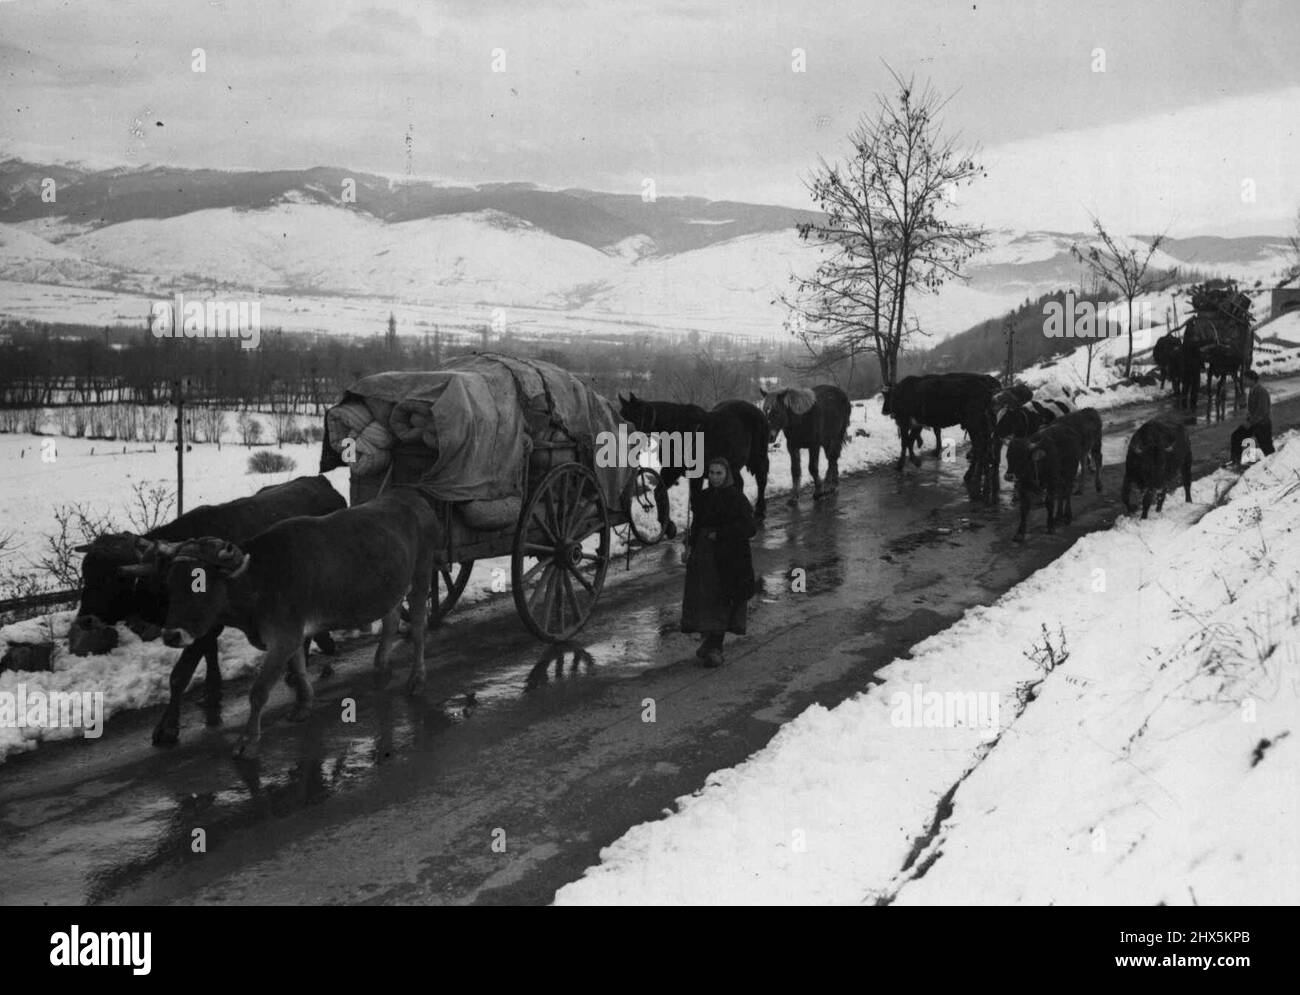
1125,297,1134,377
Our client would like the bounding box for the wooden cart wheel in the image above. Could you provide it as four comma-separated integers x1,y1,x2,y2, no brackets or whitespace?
402,560,474,629
512,463,611,642
626,466,666,546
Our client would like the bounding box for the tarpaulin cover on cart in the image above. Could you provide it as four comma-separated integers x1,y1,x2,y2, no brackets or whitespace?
320,353,633,508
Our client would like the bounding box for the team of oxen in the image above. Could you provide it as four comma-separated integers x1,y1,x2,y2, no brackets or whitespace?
68,375,1188,756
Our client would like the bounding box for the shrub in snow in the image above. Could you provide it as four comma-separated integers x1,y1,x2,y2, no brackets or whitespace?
247,451,296,474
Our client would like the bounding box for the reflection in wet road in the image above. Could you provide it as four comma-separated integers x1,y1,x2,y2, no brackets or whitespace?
2,379,1297,905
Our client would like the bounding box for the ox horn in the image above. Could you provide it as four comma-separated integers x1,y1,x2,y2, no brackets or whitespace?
226,553,251,580
117,562,158,578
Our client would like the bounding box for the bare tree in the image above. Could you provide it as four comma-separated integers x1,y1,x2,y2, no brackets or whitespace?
236,410,264,447
1289,206,1300,283
125,481,177,533
783,68,989,386
1070,216,1168,377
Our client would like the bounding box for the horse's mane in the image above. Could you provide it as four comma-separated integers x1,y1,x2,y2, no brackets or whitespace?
765,386,817,416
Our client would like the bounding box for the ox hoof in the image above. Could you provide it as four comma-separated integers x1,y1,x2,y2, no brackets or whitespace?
405,674,426,697
288,704,312,723
909,456,922,468
1012,533,1026,544
786,495,800,507
663,521,678,540
234,738,260,760
151,724,179,747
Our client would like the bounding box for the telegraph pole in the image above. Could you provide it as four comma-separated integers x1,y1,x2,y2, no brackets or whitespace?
173,379,189,515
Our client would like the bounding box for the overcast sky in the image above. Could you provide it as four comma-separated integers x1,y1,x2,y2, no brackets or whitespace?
2,0,1298,235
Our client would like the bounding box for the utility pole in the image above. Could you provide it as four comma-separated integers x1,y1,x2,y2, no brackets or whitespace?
1003,315,1015,386
173,379,192,515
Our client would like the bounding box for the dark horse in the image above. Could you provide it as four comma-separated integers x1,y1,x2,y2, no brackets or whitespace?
617,393,769,537
1178,316,1243,421
760,384,852,504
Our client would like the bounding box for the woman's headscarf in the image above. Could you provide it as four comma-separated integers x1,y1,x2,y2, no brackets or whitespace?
706,457,735,489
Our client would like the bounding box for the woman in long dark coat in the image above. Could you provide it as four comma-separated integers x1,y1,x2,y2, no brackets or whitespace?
681,456,757,667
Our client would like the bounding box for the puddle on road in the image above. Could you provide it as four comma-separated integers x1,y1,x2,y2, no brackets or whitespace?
883,514,988,557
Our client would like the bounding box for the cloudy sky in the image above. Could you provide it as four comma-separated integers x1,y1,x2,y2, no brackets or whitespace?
2,0,1298,235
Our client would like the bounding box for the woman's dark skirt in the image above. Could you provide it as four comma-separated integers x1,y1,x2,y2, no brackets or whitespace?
680,532,748,636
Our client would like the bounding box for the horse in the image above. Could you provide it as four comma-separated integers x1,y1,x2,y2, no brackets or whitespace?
1202,342,1244,422
617,393,769,538
1180,315,1243,421
760,384,852,505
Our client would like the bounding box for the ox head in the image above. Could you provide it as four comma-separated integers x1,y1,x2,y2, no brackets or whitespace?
1004,438,1047,493
68,532,182,656
158,538,251,649
995,406,1025,441
759,386,815,443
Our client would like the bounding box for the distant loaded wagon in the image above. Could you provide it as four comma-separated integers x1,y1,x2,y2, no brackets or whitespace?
320,354,663,642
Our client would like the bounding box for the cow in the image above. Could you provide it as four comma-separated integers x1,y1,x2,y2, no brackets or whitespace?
71,476,346,746
1152,332,1182,398
759,384,852,504
1121,418,1192,519
992,383,1034,414
1004,422,1083,541
882,372,1001,501
1049,407,1104,495
154,486,442,758
995,397,1075,441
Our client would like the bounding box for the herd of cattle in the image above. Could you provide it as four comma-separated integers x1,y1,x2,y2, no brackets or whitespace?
61,373,1197,755
883,371,1193,535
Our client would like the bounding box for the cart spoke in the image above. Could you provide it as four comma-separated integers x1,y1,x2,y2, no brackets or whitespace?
519,557,547,587
526,563,554,619
560,569,581,623
524,542,556,557
563,558,595,594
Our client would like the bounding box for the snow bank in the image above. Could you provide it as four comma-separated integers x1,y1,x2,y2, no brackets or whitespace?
554,433,1300,905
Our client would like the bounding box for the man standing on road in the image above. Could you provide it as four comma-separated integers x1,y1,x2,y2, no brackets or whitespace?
1229,370,1274,468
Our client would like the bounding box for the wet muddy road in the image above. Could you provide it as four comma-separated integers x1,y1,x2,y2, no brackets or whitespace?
3,381,1298,906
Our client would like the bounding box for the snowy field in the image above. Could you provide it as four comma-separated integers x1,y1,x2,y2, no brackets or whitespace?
554,430,1300,906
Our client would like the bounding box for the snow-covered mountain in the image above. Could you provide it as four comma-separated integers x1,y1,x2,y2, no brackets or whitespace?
0,159,1292,341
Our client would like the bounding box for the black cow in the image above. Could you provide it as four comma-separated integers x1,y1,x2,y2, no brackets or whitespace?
155,487,442,758
992,384,1034,414
995,397,1074,441
71,475,346,745
1004,423,1083,541
1152,332,1182,397
760,384,851,504
1050,407,1104,495
882,373,1001,500
1121,418,1192,519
